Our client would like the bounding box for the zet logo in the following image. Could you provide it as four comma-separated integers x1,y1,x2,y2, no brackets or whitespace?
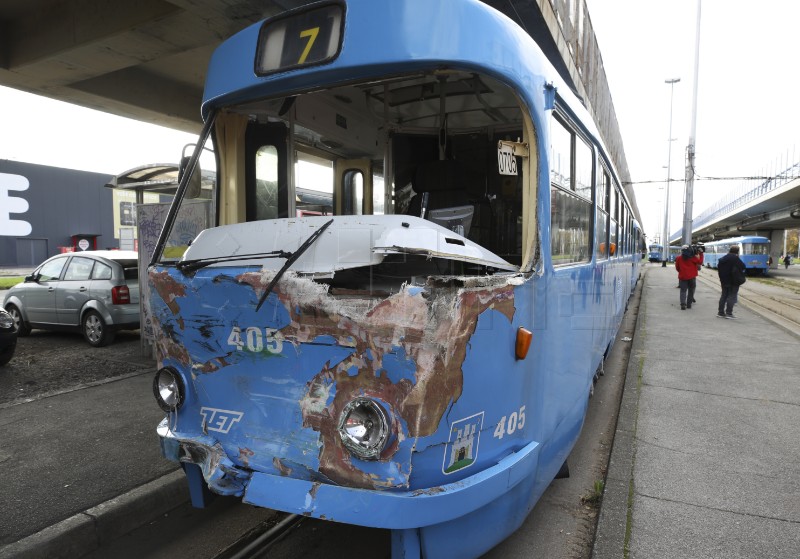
200,407,244,434
0,173,32,236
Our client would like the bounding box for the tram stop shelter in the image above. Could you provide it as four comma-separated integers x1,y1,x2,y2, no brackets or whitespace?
105,163,216,356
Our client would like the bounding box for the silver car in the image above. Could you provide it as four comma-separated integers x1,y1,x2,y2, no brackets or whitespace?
2,251,140,347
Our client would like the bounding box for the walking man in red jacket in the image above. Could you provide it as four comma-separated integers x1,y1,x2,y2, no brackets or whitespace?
675,244,704,310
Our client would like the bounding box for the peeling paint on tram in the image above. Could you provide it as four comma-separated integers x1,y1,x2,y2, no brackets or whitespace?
149,263,519,489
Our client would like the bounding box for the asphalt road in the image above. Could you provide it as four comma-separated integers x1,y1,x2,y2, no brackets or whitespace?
0,328,177,546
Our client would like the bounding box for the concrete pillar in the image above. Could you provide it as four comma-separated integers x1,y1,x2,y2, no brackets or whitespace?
764,229,786,269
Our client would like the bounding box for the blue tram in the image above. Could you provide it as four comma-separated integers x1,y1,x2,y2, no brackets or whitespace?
668,245,681,263
648,243,662,262
146,1,643,557
702,236,770,275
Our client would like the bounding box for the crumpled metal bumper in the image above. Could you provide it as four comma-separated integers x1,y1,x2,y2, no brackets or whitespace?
157,417,251,496
158,417,542,530
245,440,541,529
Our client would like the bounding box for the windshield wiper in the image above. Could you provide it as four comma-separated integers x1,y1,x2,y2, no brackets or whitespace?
255,219,334,311
177,251,292,273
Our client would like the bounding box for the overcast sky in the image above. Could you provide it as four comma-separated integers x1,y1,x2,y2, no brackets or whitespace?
585,0,800,240
2,1,798,241
0,85,199,176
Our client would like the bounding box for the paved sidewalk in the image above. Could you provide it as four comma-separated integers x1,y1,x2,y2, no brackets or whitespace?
0,373,181,558
594,264,800,558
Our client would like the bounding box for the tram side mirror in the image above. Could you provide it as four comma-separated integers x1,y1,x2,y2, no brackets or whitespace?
178,156,202,199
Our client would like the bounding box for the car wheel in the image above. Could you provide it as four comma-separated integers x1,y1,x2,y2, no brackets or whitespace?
6,304,31,337
82,310,115,347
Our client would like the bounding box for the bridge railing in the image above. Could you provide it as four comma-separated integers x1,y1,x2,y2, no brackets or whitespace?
690,157,800,232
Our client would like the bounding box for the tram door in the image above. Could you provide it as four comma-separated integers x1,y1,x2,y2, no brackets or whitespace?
334,159,373,216
246,122,290,222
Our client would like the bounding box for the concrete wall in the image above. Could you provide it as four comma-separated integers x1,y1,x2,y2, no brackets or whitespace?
0,160,115,266
532,0,633,207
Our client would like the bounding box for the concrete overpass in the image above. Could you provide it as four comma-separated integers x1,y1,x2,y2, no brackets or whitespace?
670,161,800,254
0,0,638,221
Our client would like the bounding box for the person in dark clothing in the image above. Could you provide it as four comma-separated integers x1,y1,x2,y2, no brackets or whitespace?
717,245,746,319
674,244,704,310
784,254,792,269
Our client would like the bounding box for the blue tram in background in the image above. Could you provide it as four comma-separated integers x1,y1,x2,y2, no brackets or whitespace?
648,243,662,262
702,236,771,275
146,1,643,557
668,245,681,263
647,243,679,262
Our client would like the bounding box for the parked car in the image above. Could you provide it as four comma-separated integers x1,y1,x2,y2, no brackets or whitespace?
2,251,140,347
0,307,18,366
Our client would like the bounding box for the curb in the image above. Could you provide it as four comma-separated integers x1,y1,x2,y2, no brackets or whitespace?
591,270,648,558
0,469,187,559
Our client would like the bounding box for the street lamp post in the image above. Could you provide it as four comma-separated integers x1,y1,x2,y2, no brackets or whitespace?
682,0,702,245
662,77,680,267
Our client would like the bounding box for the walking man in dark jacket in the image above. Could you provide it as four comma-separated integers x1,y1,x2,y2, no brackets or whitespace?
717,245,746,319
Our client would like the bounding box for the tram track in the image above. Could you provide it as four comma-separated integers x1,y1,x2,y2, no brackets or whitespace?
210,510,390,559
215,513,305,559
696,267,800,338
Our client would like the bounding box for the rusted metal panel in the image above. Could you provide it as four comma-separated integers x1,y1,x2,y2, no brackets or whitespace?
150,257,519,490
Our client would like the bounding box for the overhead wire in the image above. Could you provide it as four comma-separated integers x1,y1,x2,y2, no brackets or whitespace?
624,174,797,186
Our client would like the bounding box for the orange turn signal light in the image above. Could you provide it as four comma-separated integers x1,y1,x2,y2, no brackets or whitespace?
515,327,533,360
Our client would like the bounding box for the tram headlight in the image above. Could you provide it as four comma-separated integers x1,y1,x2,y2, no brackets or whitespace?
153,367,185,412
337,397,390,460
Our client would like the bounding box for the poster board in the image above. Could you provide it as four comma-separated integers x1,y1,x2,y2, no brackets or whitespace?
137,200,212,343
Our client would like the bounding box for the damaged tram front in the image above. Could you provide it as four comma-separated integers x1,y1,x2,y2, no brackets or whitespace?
147,1,606,557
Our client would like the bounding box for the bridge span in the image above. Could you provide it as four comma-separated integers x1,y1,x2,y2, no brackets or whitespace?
669,160,800,255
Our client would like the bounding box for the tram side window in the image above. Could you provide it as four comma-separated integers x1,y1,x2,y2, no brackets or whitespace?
628,215,634,256
337,166,384,215
609,184,618,257
574,137,593,201
625,213,631,256
550,115,592,266
296,153,334,216
550,116,572,190
596,169,610,260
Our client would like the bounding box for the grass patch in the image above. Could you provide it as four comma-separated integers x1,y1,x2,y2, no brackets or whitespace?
750,276,800,295
0,277,24,289
581,479,605,508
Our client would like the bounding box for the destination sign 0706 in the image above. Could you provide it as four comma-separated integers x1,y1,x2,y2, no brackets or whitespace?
256,3,344,75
